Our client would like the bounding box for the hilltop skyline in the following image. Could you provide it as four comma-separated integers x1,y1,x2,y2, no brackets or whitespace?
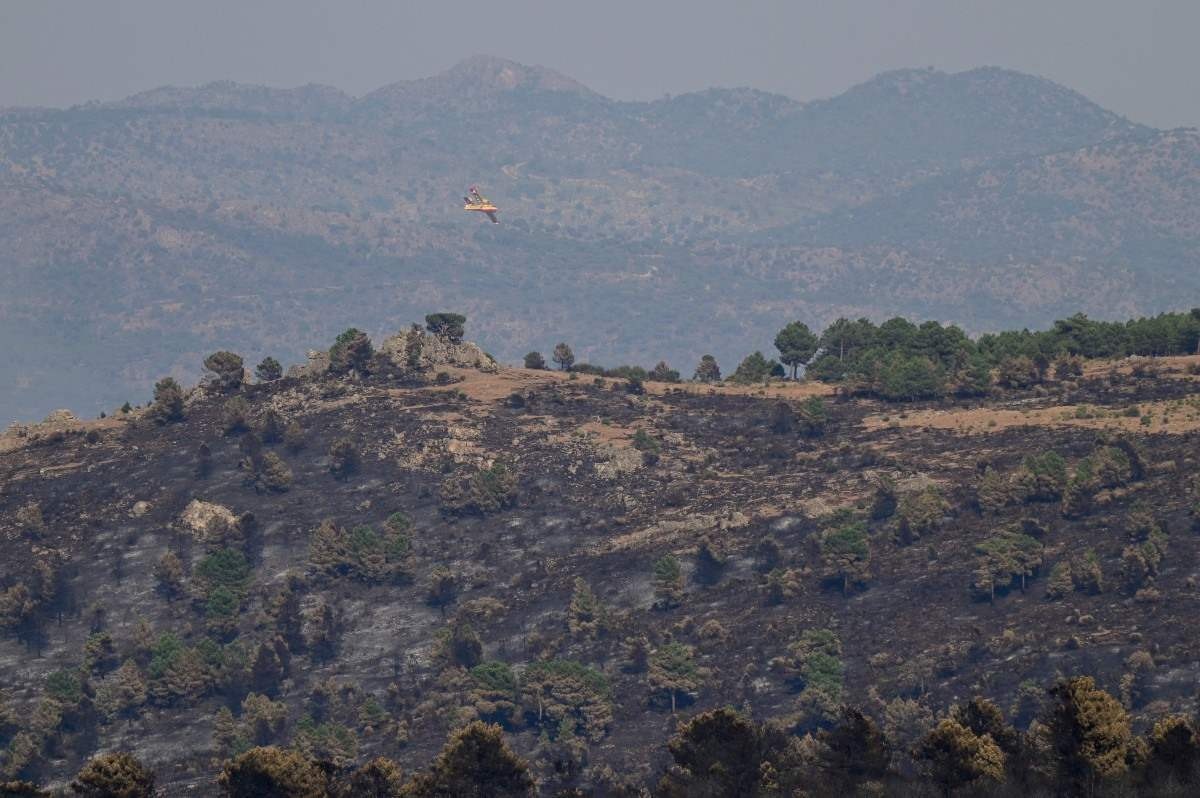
2,1,1200,129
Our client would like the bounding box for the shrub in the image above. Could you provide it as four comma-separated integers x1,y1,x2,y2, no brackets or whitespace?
877,355,944,401
522,351,546,370
631,428,660,453
894,487,949,544
439,463,518,516
249,452,293,494
222,396,251,435
730,351,777,384
996,356,1041,389
259,409,285,443
649,361,681,383
328,438,360,480
1016,451,1068,501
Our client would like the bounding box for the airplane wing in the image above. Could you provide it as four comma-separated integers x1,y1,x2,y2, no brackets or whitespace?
485,211,499,224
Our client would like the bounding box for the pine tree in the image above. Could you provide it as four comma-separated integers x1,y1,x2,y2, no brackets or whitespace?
1044,676,1132,794
652,555,683,610
404,722,535,798
552,342,575,371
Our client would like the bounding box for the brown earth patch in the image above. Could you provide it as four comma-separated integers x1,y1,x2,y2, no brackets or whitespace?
863,396,1200,435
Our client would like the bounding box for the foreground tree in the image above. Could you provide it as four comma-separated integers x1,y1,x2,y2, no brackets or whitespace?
217,746,327,798
404,722,534,798
916,718,1006,793
70,752,155,797
1044,676,1131,795
817,708,890,794
656,708,767,797
335,756,404,798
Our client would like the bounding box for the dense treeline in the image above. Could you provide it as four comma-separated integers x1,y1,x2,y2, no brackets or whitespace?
13,675,1199,797
528,310,1200,403
797,310,1200,401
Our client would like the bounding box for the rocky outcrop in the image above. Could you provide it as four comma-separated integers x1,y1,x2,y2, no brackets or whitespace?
378,328,498,373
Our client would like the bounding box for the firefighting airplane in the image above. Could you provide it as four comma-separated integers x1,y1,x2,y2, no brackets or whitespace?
463,186,499,224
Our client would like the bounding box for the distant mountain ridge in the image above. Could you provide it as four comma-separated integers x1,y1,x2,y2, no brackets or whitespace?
0,56,1195,420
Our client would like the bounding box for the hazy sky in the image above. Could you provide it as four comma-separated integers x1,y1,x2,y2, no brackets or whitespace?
2,1,1197,128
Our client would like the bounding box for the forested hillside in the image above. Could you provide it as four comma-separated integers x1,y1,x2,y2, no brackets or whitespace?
3,56,1198,420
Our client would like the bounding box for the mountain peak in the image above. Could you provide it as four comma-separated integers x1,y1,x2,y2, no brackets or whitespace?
358,55,601,117
441,54,596,95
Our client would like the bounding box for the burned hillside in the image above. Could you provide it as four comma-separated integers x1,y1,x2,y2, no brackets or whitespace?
1,322,1199,794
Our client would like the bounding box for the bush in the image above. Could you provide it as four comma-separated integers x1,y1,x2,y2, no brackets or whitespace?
439,463,518,516
259,409,286,443
996,356,1041,389
425,313,467,343
249,452,293,494
522,351,546,370
730,352,777,384
328,438,360,480
649,361,681,383
894,487,949,544
877,355,944,401
222,396,251,435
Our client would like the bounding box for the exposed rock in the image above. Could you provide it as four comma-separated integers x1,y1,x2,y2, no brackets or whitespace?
379,328,498,373
178,499,237,543
287,349,330,379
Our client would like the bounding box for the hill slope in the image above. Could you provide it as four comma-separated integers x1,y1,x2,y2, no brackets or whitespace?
1,336,1198,792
